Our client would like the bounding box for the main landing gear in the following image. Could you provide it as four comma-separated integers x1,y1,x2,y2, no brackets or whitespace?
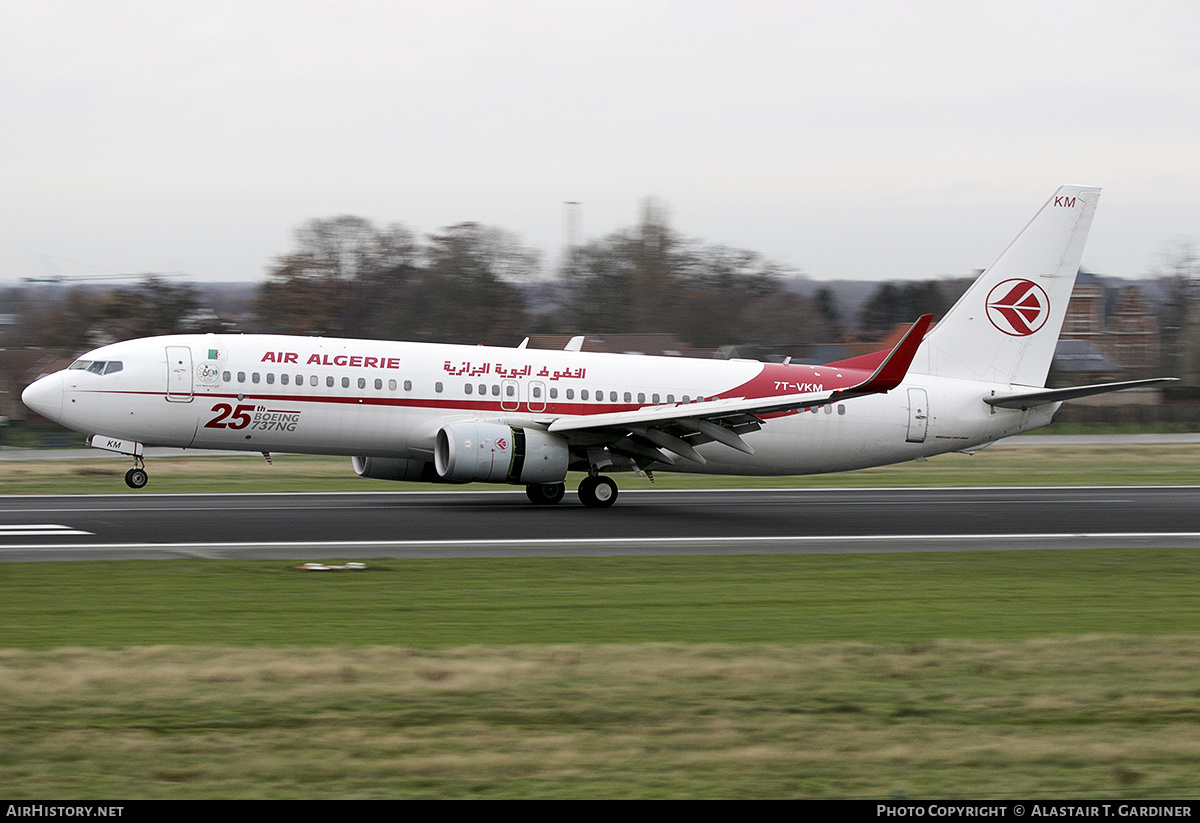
124,457,148,489
525,482,566,505
524,476,619,507
577,475,618,508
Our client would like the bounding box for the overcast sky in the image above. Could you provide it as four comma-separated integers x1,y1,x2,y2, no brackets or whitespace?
4,0,1199,285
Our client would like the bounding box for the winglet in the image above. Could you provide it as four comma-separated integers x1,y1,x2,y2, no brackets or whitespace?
836,314,932,397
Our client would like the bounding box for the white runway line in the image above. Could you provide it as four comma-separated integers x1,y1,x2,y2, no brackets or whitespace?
0,524,93,536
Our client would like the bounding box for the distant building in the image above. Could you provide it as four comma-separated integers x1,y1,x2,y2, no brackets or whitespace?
1051,339,1124,384
1105,286,1161,376
1061,271,1106,341
1057,273,1161,381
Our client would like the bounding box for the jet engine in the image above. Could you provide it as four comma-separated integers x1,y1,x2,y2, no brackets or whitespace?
351,456,437,482
434,421,569,484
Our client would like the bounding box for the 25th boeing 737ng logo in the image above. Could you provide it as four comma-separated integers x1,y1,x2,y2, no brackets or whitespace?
985,279,1050,336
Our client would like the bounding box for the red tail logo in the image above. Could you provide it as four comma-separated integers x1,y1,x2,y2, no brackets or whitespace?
986,279,1049,336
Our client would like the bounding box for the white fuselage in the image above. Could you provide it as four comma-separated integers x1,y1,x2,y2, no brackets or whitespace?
25,332,1055,477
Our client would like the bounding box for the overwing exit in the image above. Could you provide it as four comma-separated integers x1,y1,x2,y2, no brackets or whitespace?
22,185,1175,506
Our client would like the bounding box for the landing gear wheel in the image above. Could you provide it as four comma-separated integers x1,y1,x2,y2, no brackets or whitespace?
124,468,148,489
578,475,618,508
525,482,566,505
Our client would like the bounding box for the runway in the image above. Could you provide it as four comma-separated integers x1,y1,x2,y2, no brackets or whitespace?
3,486,1200,561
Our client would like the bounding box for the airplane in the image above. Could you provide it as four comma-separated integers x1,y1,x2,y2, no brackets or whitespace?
21,185,1174,507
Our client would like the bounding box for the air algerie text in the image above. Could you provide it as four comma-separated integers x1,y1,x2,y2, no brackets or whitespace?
260,352,400,369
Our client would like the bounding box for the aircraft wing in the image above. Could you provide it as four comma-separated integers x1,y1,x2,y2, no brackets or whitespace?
543,315,932,465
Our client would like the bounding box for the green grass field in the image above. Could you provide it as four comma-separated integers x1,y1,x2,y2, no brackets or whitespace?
2,550,1200,798
4,440,1200,494
3,443,1200,798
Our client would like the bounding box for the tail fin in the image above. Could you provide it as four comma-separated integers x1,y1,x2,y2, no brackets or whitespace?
915,185,1100,386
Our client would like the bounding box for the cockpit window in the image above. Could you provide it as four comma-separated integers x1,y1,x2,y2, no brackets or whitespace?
69,360,123,375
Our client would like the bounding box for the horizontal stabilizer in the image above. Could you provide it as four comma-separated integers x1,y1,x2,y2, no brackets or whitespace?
984,378,1178,410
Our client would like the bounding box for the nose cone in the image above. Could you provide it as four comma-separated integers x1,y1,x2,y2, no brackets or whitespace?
22,372,64,422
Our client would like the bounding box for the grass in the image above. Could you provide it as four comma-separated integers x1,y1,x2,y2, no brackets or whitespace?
4,441,1200,494
3,551,1200,649
2,550,1200,797
3,638,1200,799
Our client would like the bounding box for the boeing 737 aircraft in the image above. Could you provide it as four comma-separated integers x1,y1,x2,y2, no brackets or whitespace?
22,185,1172,506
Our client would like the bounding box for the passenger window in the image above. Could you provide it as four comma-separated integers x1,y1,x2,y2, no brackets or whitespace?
478,383,486,395
238,372,246,383
624,392,631,403
266,373,275,385
550,388,558,399
223,371,232,382
435,382,443,393
838,404,846,415
309,375,318,387
358,378,366,389
326,376,334,388
375,378,383,390
491,385,499,396
281,374,289,385
388,379,397,391
252,373,260,384
581,389,589,400
341,377,350,388
465,383,473,395
652,393,660,404
506,385,515,397
403,380,411,391
567,389,575,400
533,386,542,398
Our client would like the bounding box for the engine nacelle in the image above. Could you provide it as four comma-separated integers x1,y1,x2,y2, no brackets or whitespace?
434,421,569,484
351,456,436,482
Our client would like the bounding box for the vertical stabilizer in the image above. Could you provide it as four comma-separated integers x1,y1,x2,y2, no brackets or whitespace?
916,185,1100,386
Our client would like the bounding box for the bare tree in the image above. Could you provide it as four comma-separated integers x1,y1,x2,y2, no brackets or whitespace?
386,222,536,345
1155,240,1200,384
255,217,419,336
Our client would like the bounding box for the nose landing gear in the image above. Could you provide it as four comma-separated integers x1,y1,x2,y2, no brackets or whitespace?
124,457,148,489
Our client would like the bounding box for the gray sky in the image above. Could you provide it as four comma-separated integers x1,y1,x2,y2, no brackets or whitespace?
4,0,1199,284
